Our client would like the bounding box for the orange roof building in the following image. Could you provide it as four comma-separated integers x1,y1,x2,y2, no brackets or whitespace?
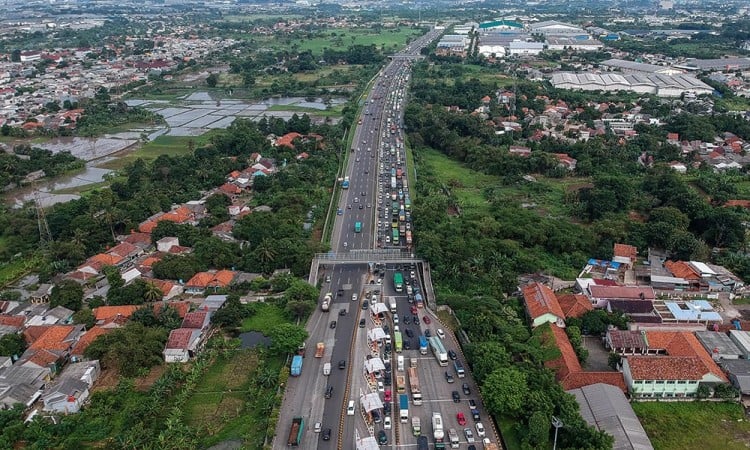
92,305,140,322
556,294,594,319
275,132,303,149
70,326,110,358
664,261,700,280
522,282,565,328
185,270,236,294
27,325,80,353
613,243,637,263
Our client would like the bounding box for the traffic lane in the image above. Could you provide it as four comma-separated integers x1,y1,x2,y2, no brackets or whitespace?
319,265,363,449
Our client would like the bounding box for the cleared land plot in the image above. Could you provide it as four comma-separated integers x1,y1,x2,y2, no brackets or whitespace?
240,303,288,335
99,134,214,170
632,401,750,450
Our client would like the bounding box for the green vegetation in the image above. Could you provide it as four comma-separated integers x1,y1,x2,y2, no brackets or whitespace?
632,402,750,450
240,303,288,334
0,145,85,190
100,134,217,170
76,88,165,137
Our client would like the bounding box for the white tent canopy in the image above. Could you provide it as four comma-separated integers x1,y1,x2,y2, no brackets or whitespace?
370,302,388,314
364,357,386,374
368,328,387,342
360,392,383,412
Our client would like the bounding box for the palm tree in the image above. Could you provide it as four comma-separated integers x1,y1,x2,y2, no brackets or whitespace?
144,282,163,302
256,238,277,266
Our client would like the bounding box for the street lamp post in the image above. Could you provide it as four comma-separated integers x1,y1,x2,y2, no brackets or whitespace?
551,416,564,450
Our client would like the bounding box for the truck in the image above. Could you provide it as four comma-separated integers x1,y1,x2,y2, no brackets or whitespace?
408,367,423,405
323,362,331,376
291,355,303,377
394,331,403,353
341,176,349,189
391,176,397,189
315,342,325,358
354,222,362,233
321,292,332,311
399,394,409,423
396,374,406,394
405,196,411,210
287,416,304,446
392,229,399,244
419,336,429,355
484,443,500,450
396,168,403,179
412,417,421,436
415,292,424,308
388,296,397,313
432,412,445,442
393,272,404,292
454,360,465,378
429,336,449,366
406,231,413,245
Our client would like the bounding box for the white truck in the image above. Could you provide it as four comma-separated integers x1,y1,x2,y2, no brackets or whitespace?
411,417,421,436
323,362,331,376
321,292,332,312
388,296,397,313
432,412,444,442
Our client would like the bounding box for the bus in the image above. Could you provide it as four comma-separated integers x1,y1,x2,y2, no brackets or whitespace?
429,336,448,366
354,222,362,233
394,331,403,353
393,272,404,292
392,229,399,243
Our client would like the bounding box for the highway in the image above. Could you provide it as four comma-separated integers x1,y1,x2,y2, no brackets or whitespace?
274,27,500,450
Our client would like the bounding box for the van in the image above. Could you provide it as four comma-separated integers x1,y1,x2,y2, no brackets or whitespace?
397,355,404,372
448,428,460,448
323,362,331,376
347,400,355,416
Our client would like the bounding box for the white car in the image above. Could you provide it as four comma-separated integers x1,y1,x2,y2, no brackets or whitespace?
464,428,475,443
314,422,322,433
347,400,355,416
352,293,358,302
437,329,446,339
384,416,392,430
393,314,399,324
476,422,485,437
377,381,384,392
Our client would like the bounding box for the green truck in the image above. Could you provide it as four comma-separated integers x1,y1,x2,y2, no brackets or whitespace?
394,272,404,292
288,417,304,446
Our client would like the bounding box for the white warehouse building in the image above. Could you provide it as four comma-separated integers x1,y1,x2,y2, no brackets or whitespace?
550,72,714,97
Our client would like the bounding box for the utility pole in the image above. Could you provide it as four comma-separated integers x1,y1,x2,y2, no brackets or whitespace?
552,416,564,450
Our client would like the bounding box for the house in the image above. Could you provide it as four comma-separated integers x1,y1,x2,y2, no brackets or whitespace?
184,270,236,295
29,284,53,304
719,359,750,396
142,278,183,301
556,293,593,318
41,360,100,414
163,328,203,363
612,243,638,266
568,383,654,450
606,329,648,355
119,231,153,250
553,153,577,170
695,331,743,360
181,311,210,330
92,305,140,325
0,365,47,409
17,324,84,375
620,331,729,399
70,326,110,362
521,282,565,328
274,132,302,149
587,285,655,311
156,236,180,253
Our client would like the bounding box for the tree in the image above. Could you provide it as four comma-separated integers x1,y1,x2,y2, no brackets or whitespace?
527,410,551,448
482,367,528,417
50,280,84,311
285,300,314,321
72,308,96,329
206,73,219,88
268,323,308,355
0,334,26,358
210,295,249,329
466,341,511,383
143,282,164,302
84,323,168,377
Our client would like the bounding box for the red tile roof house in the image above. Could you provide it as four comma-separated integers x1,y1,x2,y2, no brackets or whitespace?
18,325,85,375
522,282,565,328
620,331,729,399
163,328,203,363
184,270,236,295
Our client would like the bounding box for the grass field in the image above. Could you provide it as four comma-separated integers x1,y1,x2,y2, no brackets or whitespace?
632,401,750,450
254,27,422,56
240,303,289,334
0,254,42,288
99,133,216,170
265,103,344,116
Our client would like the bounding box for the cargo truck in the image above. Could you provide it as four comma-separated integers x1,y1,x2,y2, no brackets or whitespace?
321,292,332,312
290,355,303,376
287,416,304,446
393,272,404,292
396,374,406,394
391,176,397,189
412,417,421,436
315,342,325,358
388,296,397,313
394,331,403,353
429,336,449,366
408,367,423,405
419,336,428,355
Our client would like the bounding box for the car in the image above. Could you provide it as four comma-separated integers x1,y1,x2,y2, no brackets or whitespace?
325,275,331,283
359,318,366,328
437,329,446,339
384,389,392,402
383,402,391,415
393,314,399,324
367,203,372,208
383,324,390,334
405,328,414,338
359,204,364,209
330,321,337,329
413,315,419,324
372,409,381,423
384,415,392,429
462,383,471,395
347,400,355,415
445,371,454,383
347,204,352,209
384,375,392,386
339,308,346,316
476,422,486,437
325,386,333,399
468,446,477,450
404,340,411,350
452,391,460,403
361,191,366,196
417,436,429,450
402,316,410,325
314,422,322,433
448,350,458,360
378,381,384,392
337,208,343,215
469,399,477,408
410,305,418,314
377,430,387,445
422,315,431,325
457,412,467,426
354,197,359,203
362,300,369,310
339,360,346,369
464,428,475,443
337,289,344,297
425,329,431,338
322,428,332,441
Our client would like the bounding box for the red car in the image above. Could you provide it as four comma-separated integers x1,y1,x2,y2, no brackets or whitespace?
457,412,466,426
422,315,431,325
384,390,392,402
410,305,418,315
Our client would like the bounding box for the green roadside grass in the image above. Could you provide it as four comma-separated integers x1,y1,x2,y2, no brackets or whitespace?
632,401,750,450
240,303,288,334
99,133,217,170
